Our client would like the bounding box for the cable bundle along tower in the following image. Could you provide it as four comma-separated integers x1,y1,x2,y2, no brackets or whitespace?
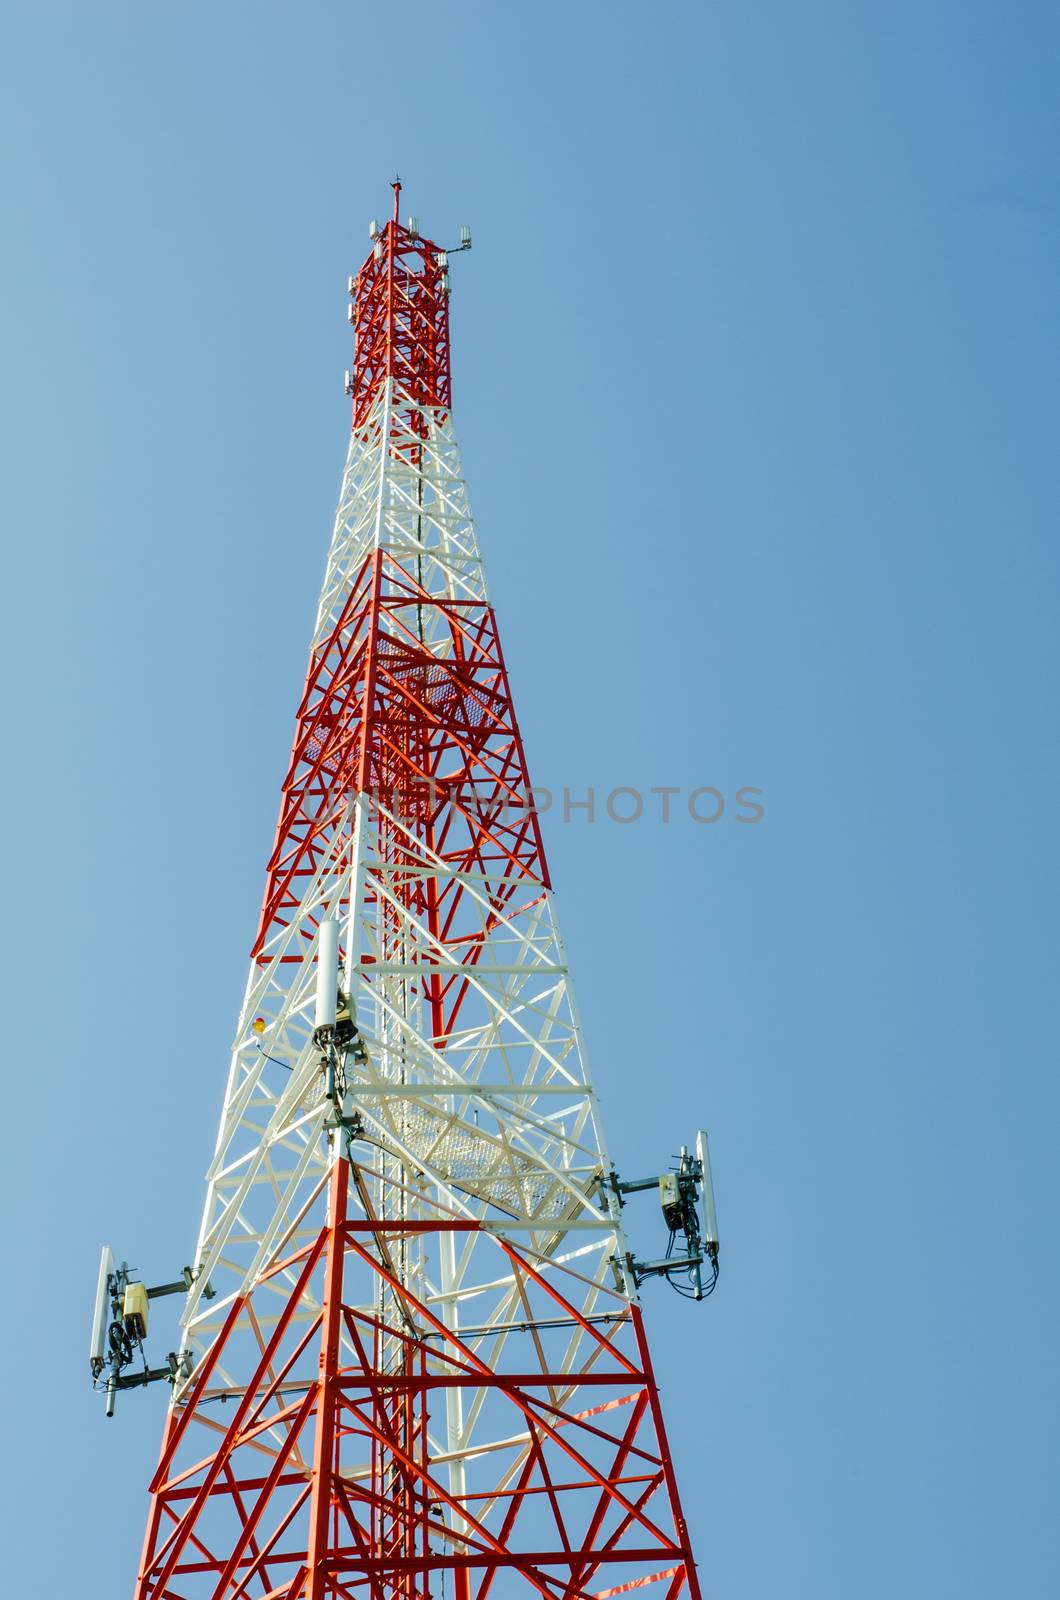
98,184,715,1600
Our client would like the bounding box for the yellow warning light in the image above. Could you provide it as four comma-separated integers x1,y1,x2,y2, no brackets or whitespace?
251,1017,266,1035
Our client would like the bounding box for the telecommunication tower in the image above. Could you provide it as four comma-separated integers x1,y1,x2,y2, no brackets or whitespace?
90,181,720,1600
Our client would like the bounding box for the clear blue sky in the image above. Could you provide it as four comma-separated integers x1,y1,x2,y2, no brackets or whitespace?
2,2,1057,1594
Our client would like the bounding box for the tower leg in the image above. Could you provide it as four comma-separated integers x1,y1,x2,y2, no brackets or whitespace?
307,1150,349,1600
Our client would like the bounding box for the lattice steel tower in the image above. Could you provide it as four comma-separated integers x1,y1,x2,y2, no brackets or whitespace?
102,184,712,1600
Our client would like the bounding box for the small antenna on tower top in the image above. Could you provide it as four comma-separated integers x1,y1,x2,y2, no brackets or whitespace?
391,176,401,222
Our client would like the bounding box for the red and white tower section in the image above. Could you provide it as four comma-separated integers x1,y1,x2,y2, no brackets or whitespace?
95,186,715,1600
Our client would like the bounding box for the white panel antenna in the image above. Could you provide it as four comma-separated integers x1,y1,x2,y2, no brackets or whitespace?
696,1129,719,1255
314,919,339,1031
89,1245,113,1375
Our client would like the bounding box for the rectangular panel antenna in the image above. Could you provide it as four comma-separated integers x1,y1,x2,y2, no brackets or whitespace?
695,1130,719,1253
315,920,339,1031
90,1245,114,1371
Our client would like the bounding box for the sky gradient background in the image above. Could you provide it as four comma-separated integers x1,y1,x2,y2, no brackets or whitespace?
2,3,1058,1595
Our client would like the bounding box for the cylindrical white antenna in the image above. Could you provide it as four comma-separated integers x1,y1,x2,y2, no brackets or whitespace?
90,1245,114,1373
695,1130,719,1254
315,920,339,1031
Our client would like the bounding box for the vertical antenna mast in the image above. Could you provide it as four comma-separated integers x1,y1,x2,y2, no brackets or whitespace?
118,190,706,1600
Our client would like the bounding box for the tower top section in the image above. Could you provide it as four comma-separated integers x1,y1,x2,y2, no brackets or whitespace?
347,183,465,430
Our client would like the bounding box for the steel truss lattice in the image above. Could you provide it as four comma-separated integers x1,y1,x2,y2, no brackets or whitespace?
134,206,701,1600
